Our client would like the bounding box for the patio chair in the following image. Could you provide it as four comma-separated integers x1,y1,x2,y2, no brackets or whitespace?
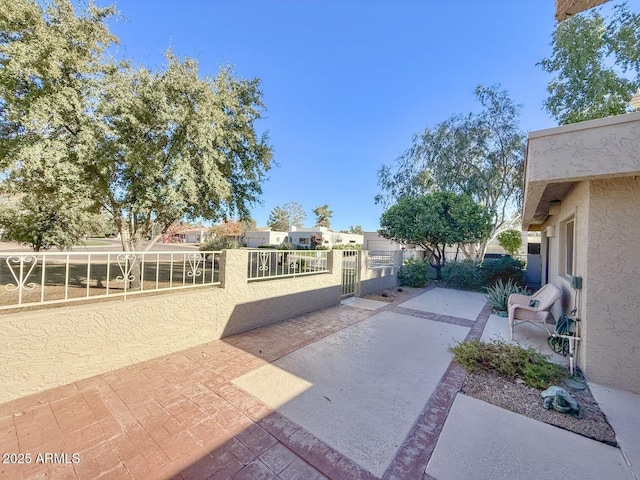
508,283,563,340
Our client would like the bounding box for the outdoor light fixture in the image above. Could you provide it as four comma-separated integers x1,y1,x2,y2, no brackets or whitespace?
546,226,556,238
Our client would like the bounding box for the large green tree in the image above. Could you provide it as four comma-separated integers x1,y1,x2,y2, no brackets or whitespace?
93,56,272,251
539,3,640,124
0,0,117,249
378,192,492,279
0,194,106,251
313,204,332,228
377,85,525,260
0,1,272,252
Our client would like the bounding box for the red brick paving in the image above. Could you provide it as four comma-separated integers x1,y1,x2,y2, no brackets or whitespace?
0,288,484,480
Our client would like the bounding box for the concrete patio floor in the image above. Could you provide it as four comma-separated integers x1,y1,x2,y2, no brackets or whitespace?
0,286,638,480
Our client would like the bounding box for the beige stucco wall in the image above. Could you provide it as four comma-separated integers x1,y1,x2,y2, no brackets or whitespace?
528,113,640,184
584,177,640,392
523,112,640,228
0,250,343,404
541,181,590,372
541,177,640,393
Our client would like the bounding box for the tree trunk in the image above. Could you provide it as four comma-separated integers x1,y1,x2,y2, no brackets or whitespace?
434,265,442,280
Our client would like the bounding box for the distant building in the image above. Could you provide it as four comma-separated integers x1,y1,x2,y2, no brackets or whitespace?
244,230,288,248
177,229,208,243
287,227,363,249
244,226,364,249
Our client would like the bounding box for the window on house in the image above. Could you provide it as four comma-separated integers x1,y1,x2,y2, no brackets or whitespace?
560,216,575,277
298,238,309,245
566,218,574,276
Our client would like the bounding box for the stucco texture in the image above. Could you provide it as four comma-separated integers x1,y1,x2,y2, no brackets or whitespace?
542,181,590,373
585,177,640,393
541,177,640,393
528,114,640,184
0,250,344,404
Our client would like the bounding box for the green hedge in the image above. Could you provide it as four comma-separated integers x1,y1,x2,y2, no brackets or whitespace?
398,258,429,287
480,257,525,285
399,255,526,290
440,260,485,290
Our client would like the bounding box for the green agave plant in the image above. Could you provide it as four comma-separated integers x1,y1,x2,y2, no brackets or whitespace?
485,278,529,315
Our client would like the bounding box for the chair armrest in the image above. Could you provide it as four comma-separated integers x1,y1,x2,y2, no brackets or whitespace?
508,293,531,307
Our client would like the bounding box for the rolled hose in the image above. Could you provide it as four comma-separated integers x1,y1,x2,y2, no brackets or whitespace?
547,315,572,356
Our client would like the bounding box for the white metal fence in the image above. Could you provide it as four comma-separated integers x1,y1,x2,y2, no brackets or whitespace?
247,250,330,281
367,250,401,268
341,250,359,297
0,250,222,310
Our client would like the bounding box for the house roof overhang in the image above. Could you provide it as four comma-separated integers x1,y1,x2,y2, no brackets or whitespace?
522,112,640,231
555,0,610,21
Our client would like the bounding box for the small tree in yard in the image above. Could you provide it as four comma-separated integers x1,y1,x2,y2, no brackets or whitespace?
497,229,523,256
378,192,492,280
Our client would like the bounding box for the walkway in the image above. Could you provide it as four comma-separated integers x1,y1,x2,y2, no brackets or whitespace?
0,287,637,479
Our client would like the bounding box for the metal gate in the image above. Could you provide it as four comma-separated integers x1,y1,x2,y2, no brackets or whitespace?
341,250,359,297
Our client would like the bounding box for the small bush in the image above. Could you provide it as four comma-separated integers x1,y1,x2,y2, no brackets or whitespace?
398,258,429,287
480,256,525,285
440,260,483,290
485,278,529,313
449,339,564,389
199,237,240,251
332,243,362,250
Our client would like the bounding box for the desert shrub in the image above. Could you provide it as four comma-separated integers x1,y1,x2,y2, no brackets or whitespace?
398,258,429,287
440,260,483,290
449,339,564,389
199,237,240,251
480,256,525,285
485,278,530,314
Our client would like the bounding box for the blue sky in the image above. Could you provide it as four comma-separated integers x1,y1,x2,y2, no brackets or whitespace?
104,1,637,232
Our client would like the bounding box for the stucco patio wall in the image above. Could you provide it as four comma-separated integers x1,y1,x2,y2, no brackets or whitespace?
0,250,343,404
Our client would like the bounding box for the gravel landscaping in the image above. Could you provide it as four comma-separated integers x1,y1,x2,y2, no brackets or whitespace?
462,371,617,445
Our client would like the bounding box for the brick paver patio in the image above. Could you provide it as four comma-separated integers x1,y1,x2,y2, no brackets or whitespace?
0,287,491,480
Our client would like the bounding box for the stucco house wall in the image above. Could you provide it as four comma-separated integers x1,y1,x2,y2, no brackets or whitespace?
540,181,590,372
585,177,640,390
524,112,640,394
